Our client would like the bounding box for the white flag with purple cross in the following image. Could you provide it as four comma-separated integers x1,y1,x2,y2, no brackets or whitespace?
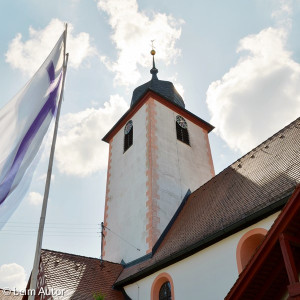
0,31,65,229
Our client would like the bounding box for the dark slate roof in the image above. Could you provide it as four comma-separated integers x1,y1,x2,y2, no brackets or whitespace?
115,117,300,286
130,68,185,108
38,249,125,300
0,289,23,300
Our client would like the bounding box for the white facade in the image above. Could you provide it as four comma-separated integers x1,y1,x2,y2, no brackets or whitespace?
103,95,214,264
153,100,214,241
124,212,280,300
103,104,148,263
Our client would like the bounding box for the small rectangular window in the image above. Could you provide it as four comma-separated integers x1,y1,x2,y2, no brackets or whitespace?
176,122,190,145
124,120,133,152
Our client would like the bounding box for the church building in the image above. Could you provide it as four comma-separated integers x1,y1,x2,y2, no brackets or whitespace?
24,51,300,300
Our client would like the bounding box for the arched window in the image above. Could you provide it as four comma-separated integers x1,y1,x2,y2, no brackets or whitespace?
124,120,133,152
176,115,190,145
151,272,175,300
236,228,267,273
159,281,172,300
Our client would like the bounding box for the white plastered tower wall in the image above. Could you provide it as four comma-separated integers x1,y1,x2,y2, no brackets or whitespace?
103,94,214,264
103,104,148,263
151,99,214,246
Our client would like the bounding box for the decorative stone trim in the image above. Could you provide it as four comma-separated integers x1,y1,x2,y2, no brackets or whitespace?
151,272,175,300
102,139,113,258
146,99,160,253
236,228,268,274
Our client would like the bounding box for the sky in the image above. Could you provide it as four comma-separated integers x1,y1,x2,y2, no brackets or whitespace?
0,0,300,290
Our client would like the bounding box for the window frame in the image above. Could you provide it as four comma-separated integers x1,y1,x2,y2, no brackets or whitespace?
151,272,175,300
175,115,190,146
159,281,172,300
124,120,133,153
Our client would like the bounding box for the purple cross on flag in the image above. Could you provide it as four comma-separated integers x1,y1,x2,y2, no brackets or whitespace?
0,32,65,229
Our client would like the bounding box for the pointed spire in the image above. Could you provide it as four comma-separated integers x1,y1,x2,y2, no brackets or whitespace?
150,41,158,79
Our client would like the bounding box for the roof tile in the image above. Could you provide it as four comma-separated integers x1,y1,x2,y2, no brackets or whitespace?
0,289,23,300
39,249,125,300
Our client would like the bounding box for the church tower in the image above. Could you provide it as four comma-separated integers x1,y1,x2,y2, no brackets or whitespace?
102,50,215,264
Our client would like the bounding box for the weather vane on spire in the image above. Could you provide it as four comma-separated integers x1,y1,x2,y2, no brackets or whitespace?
151,40,156,56
150,40,158,78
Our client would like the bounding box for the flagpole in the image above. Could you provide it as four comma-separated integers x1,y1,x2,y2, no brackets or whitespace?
28,25,68,300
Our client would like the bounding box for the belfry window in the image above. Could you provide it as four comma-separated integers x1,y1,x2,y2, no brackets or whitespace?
176,115,190,145
124,120,133,152
159,281,172,300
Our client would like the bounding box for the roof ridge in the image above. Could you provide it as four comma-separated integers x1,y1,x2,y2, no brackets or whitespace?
123,190,192,269
191,116,300,196
151,189,191,255
41,248,123,266
230,116,300,168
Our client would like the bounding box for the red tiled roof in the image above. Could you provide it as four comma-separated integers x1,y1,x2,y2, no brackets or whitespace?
116,117,300,286
38,249,125,300
0,289,23,300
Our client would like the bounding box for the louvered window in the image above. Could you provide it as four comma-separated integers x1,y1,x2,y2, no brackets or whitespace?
159,281,172,300
124,120,133,152
176,115,190,145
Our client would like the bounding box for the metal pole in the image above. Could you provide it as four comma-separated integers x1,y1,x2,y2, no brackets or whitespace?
28,26,68,299
100,222,104,261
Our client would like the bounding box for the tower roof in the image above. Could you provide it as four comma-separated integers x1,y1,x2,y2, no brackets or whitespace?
130,50,185,108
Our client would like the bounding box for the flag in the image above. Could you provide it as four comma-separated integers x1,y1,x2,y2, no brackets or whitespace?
0,31,65,229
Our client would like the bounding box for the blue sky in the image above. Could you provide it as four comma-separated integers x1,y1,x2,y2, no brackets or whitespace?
0,0,300,289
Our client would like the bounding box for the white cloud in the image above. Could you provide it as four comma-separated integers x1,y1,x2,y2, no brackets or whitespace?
206,27,300,153
5,19,96,76
97,0,183,86
0,263,27,290
27,191,43,206
55,95,129,176
167,74,184,98
174,82,184,98
272,0,293,28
